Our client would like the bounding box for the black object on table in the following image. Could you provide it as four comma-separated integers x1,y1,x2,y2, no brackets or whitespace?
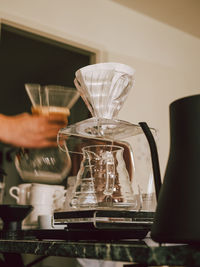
0,204,33,267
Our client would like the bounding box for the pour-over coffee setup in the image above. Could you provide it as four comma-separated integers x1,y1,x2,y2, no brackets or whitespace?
1,62,200,246
52,62,157,239
0,62,158,241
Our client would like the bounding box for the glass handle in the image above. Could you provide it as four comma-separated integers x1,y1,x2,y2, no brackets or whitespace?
103,162,115,196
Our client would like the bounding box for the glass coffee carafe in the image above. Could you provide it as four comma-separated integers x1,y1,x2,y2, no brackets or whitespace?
58,62,157,211
71,144,137,209
15,84,79,184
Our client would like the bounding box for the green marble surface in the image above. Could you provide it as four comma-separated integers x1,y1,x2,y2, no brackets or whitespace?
0,238,200,266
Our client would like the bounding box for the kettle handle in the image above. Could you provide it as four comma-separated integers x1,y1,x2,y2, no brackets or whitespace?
139,122,162,201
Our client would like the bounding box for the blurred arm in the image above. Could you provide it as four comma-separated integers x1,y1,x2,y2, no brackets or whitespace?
0,113,68,148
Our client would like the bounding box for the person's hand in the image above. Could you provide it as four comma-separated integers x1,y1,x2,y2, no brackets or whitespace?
0,112,69,148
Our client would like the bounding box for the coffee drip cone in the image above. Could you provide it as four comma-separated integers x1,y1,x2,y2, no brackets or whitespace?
58,63,140,151
25,83,80,112
74,62,135,119
14,84,80,184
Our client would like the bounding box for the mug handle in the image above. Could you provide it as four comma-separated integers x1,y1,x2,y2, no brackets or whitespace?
9,186,20,203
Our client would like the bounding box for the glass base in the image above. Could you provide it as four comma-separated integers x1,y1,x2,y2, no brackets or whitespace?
59,117,143,140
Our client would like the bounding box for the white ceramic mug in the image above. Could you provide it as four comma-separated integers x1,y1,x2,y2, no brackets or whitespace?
9,183,31,204
22,183,63,228
29,183,62,206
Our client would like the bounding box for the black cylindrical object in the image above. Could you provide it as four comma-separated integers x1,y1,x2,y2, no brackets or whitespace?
151,94,200,244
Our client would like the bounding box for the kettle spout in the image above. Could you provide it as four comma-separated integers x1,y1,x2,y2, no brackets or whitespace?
139,122,162,201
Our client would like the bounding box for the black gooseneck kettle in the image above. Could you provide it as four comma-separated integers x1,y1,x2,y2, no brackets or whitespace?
140,94,200,244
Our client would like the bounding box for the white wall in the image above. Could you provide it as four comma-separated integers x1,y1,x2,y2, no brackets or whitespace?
0,0,200,265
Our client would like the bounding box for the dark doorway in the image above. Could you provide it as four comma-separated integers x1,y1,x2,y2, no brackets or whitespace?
0,22,96,203
0,23,95,123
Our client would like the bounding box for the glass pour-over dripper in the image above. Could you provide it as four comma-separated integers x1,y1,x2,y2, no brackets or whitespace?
58,63,140,148
57,63,157,212
74,62,134,119
15,84,80,184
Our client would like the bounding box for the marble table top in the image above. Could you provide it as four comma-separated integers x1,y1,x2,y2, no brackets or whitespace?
0,237,199,266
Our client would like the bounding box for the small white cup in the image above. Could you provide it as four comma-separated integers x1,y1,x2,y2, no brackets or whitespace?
9,183,31,204
38,214,53,229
